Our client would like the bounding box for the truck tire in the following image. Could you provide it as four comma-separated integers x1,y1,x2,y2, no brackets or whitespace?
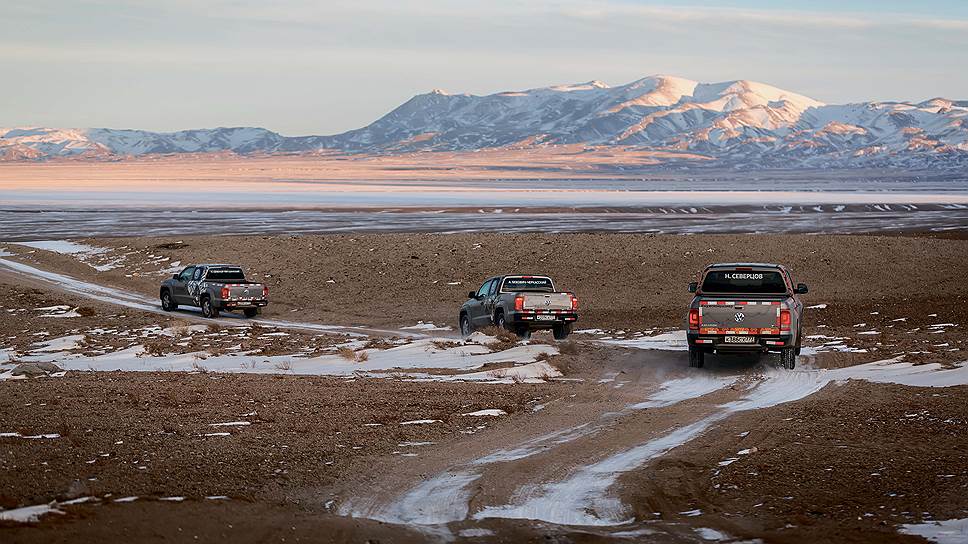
201,296,219,319
495,311,508,331
459,314,472,337
243,308,259,318
780,348,797,370
160,290,177,311
688,346,704,368
553,323,571,340
516,327,531,340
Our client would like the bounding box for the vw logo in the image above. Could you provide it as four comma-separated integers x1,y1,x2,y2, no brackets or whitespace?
544,300,551,306
734,312,746,323
243,288,249,296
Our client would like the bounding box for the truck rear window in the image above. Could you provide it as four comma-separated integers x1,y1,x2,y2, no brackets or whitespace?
701,271,787,294
205,268,246,282
502,277,555,293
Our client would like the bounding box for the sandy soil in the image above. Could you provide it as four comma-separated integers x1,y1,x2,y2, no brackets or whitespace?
2,232,966,543
621,380,968,543
4,232,965,364
3,151,949,183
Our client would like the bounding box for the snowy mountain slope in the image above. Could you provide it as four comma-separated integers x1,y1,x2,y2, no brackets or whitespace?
2,75,966,169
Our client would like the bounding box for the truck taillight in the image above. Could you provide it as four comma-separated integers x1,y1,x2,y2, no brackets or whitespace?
262,285,269,298
689,308,700,330
514,296,524,311
220,287,230,299
779,309,791,330
570,294,578,310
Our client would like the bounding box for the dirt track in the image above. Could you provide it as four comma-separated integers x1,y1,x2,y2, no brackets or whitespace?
2,233,967,543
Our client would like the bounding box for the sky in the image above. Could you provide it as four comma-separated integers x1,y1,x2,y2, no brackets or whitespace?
2,0,967,135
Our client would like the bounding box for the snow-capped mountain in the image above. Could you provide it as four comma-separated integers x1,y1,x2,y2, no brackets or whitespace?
3,75,967,169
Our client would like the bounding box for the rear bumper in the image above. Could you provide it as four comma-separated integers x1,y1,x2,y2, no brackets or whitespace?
508,311,579,329
688,332,792,352
219,299,269,310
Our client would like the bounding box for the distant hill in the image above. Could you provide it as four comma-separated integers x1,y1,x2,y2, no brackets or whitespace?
3,75,967,170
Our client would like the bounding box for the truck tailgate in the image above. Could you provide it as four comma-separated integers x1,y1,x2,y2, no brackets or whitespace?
224,283,265,301
521,292,573,311
700,300,779,330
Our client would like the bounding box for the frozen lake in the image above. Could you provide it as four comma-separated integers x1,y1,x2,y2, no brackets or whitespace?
2,178,967,238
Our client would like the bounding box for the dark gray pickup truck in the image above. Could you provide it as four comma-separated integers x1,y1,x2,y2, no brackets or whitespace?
686,263,807,369
160,264,268,318
460,275,579,340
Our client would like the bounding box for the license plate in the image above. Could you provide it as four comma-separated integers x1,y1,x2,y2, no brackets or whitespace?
724,335,755,344
535,314,556,321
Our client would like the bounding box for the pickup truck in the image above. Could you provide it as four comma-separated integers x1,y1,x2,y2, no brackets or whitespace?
686,263,807,369
160,264,268,318
460,275,578,340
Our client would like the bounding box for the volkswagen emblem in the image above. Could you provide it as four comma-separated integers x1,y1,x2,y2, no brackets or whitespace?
734,312,745,323
544,300,551,306
243,288,250,297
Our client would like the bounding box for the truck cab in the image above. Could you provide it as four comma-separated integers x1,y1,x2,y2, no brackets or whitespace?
460,274,579,340
686,263,807,369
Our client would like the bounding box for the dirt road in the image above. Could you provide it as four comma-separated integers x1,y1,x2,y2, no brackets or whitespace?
2,233,967,543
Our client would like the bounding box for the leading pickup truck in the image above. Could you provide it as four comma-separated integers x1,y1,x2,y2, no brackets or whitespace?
686,263,807,369
160,264,268,318
460,275,579,340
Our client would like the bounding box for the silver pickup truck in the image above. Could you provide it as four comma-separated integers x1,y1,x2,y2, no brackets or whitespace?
686,263,807,369
160,264,268,318
460,275,579,340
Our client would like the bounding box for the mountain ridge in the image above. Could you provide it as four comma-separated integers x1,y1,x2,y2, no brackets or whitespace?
3,75,966,170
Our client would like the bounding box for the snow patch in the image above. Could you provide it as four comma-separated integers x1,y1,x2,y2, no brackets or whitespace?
900,518,968,544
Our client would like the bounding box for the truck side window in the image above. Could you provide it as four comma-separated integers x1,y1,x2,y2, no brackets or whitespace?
477,280,493,298
179,267,195,281
487,279,500,297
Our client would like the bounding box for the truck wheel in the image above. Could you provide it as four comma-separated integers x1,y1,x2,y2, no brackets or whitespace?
459,315,472,337
780,348,797,370
201,297,220,319
553,323,571,340
160,290,177,311
688,346,705,368
515,327,531,340
495,312,508,331
243,308,259,318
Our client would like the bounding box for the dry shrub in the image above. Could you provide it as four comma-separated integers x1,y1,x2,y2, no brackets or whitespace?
141,339,169,357
558,341,579,355
355,351,369,363
76,307,97,317
338,347,356,360
363,338,396,350
432,340,462,350
478,326,521,352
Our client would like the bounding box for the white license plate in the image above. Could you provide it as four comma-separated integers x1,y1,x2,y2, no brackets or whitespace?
724,335,756,344
535,314,556,321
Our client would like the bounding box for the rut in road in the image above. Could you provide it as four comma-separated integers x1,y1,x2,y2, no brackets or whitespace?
345,357,968,528
0,256,427,340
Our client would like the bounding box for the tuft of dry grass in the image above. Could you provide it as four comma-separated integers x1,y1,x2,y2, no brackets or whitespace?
141,339,169,357
337,347,356,360
432,340,462,350
558,340,579,355
355,351,369,363
363,338,397,350
76,307,97,317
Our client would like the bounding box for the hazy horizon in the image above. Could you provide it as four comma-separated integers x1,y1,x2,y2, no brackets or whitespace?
3,0,967,135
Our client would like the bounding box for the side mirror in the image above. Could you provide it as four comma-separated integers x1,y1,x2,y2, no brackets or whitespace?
173,274,180,280
796,283,809,294
467,291,478,299
688,282,698,293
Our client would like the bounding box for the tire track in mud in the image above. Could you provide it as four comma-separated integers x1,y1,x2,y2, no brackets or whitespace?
342,357,968,533
0,256,426,339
